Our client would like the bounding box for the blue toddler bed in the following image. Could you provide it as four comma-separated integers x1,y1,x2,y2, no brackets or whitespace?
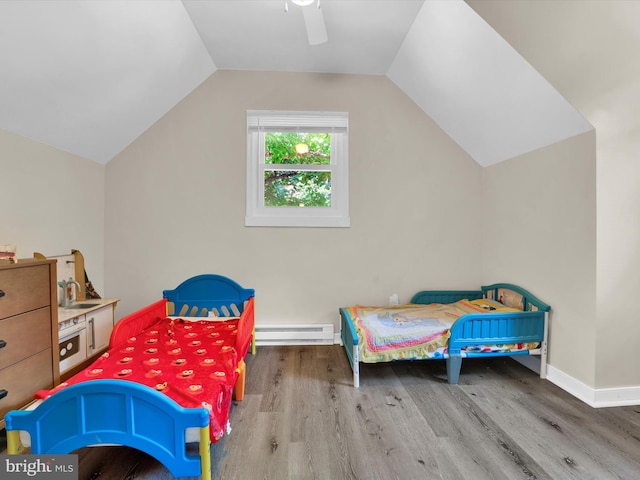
4,274,255,480
340,283,550,387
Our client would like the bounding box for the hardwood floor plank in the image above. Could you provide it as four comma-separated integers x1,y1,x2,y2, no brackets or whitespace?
255,346,294,414
589,404,640,461
403,381,548,480
460,381,597,479
511,382,640,479
291,346,358,479
5,346,640,480
75,445,176,480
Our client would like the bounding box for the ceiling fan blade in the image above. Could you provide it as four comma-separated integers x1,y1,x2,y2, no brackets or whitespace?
302,5,328,45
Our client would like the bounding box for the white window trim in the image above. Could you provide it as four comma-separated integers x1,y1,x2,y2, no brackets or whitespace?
246,110,350,228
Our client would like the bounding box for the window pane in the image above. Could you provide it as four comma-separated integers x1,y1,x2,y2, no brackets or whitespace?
246,110,349,227
265,132,331,165
264,170,331,207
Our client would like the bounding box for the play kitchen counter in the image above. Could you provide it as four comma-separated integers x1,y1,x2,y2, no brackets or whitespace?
0,259,60,429
58,298,118,380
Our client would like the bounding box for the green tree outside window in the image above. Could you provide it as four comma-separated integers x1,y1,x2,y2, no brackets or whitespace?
264,132,332,207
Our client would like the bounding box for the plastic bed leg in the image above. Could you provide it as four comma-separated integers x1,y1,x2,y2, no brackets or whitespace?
6,429,25,454
446,355,462,384
199,425,211,480
234,359,246,401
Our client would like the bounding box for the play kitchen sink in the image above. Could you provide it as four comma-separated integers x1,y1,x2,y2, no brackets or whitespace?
65,303,99,309
58,277,81,307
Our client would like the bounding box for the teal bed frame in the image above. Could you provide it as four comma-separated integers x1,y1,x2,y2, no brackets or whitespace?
340,283,551,387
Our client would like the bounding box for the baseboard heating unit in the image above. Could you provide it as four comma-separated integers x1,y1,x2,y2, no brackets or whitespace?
255,324,335,346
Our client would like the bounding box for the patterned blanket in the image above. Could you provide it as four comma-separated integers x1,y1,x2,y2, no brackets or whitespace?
38,317,242,441
344,299,530,363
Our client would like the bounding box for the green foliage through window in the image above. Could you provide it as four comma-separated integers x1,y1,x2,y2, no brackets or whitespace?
264,132,332,207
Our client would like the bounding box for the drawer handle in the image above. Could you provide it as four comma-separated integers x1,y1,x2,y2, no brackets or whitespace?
0,340,6,348
0,389,7,400
0,289,4,298
89,317,95,350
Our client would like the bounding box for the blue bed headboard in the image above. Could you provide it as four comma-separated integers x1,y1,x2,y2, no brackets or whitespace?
163,274,255,317
481,283,550,312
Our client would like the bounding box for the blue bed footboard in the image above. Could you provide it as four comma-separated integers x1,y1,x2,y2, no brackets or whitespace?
5,380,211,479
446,310,546,383
340,283,550,386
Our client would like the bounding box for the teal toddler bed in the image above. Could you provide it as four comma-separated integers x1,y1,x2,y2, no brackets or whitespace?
340,283,550,387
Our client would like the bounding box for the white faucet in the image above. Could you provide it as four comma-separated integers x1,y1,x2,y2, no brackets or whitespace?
58,277,81,307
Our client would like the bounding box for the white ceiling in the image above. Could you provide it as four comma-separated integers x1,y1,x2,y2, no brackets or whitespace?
182,0,424,74
0,0,599,166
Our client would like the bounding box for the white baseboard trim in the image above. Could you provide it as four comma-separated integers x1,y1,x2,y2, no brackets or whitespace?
255,324,335,346
545,364,640,408
546,364,598,407
594,385,640,408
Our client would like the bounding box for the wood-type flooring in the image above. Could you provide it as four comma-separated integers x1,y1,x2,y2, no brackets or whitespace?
5,345,640,479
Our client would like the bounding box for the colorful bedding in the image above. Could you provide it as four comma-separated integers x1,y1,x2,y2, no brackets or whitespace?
37,316,242,442
346,299,537,363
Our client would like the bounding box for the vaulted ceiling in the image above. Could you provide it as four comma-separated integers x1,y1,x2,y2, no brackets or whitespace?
3,0,628,167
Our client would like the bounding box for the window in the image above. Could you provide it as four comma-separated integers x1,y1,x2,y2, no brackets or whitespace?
246,110,349,227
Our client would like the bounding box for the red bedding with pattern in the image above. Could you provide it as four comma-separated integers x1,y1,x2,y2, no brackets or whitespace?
37,316,242,442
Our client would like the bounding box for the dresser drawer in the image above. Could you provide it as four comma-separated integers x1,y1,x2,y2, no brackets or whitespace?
0,349,54,420
0,264,51,319
0,307,52,370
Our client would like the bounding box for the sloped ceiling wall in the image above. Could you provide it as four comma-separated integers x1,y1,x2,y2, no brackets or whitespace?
388,1,592,166
0,0,591,167
0,0,215,164
467,0,640,150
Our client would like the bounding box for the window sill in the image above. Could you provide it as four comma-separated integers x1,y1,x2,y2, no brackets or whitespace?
245,216,350,228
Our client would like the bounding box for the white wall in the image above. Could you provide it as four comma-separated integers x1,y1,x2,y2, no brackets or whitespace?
468,0,640,392
596,129,640,388
0,128,105,294
105,70,483,326
482,131,597,386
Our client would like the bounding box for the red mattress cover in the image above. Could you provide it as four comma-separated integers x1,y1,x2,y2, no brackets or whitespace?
38,316,241,442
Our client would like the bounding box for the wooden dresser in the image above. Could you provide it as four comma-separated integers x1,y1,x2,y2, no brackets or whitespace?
0,259,60,429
